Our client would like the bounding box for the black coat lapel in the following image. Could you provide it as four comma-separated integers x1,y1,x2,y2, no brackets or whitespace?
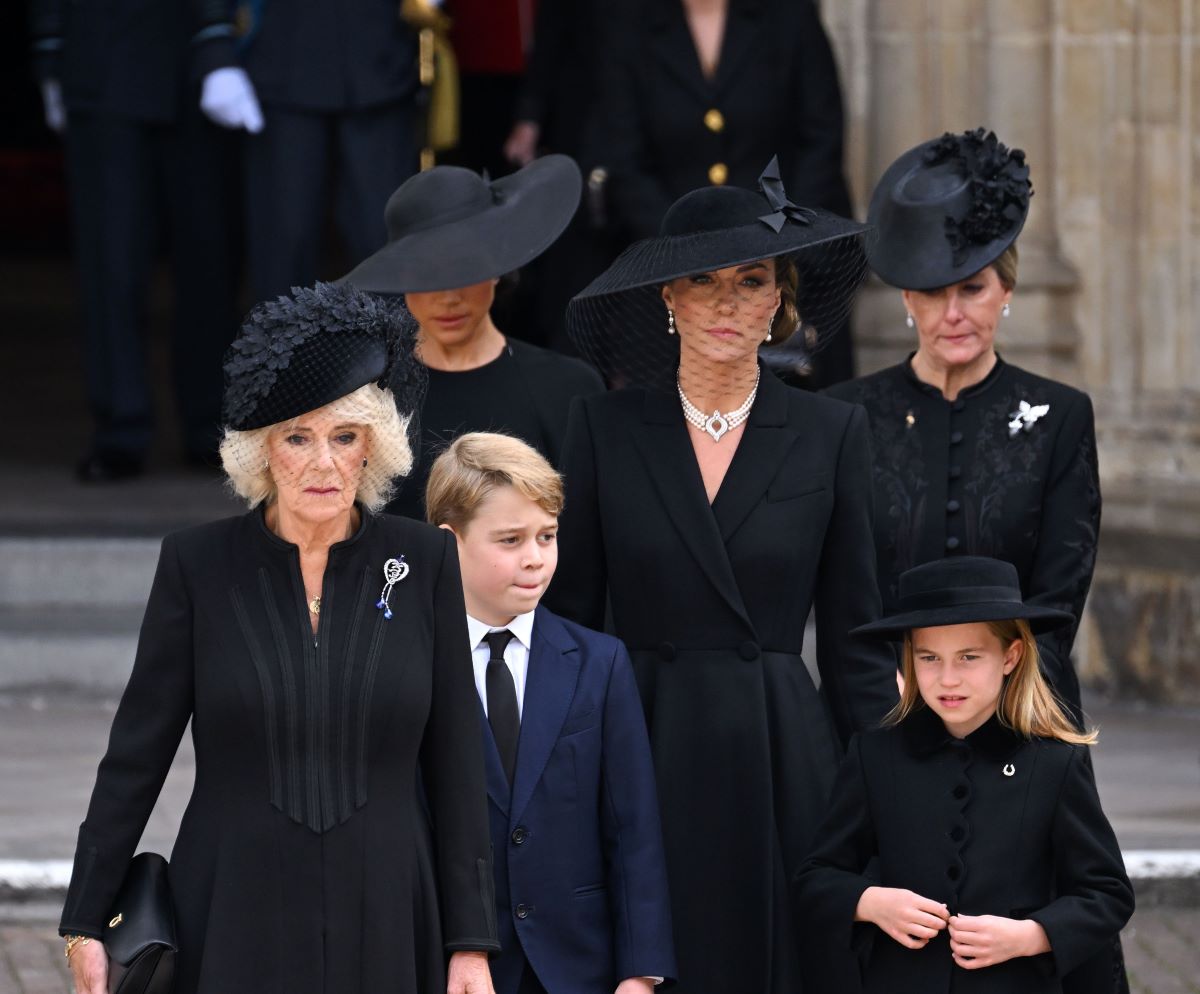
711,369,798,543
647,2,712,103
713,0,766,95
509,610,581,824
630,391,753,630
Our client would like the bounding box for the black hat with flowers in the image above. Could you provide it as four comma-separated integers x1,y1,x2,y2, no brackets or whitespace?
222,283,425,431
866,127,1033,291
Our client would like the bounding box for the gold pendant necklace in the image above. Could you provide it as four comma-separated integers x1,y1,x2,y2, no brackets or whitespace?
308,594,321,615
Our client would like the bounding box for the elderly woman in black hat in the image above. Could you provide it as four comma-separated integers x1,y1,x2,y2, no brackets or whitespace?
60,284,499,994
825,129,1100,729
341,155,605,520
795,556,1133,994
545,160,898,994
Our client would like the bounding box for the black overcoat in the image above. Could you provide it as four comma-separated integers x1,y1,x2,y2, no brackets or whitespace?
794,707,1134,994
545,367,898,993
825,357,1101,721
589,0,852,241
58,509,499,993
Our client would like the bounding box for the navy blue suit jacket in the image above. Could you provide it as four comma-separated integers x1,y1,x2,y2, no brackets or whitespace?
482,606,676,994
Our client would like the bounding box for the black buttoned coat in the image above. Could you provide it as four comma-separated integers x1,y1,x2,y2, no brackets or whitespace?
58,509,498,993
794,708,1134,994
825,358,1101,723
545,367,898,993
589,0,852,242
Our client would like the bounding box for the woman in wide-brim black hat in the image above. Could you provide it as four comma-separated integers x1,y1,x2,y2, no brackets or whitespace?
545,159,898,994
341,154,605,520
825,128,1102,728
59,283,501,994
794,556,1133,994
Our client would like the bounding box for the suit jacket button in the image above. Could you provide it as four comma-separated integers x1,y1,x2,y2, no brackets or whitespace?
946,499,961,513
946,536,961,551
948,466,962,479
739,641,760,661
659,642,677,661
704,108,725,132
515,904,532,919
511,827,527,845
950,430,964,444
708,162,729,185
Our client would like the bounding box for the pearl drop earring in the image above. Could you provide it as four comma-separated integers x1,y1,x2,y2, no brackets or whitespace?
905,312,914,329
1002,302,1011,318
667,309,676,335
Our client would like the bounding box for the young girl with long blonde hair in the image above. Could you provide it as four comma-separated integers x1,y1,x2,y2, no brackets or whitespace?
795,556,1133,994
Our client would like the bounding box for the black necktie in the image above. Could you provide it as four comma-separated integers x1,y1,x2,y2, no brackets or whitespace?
484,629,520,784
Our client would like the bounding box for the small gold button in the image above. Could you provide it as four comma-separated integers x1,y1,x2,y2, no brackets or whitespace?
708,162,728,186
703,108,725,133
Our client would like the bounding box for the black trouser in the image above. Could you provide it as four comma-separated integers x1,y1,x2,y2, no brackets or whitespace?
65,102,239,460
243,101,417,302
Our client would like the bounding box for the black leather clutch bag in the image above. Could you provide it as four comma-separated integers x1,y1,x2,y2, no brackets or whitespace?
104,852,177,994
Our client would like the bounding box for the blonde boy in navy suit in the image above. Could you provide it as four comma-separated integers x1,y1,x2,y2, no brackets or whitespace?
426,432,675,994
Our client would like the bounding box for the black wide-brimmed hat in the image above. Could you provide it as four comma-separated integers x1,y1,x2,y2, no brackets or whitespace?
852,557,1073,640
339,155,582,294
568,157,870,387
222,282,425,431
866,128,1032,291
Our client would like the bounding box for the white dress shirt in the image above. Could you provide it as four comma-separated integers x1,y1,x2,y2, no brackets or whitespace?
467,610,536,720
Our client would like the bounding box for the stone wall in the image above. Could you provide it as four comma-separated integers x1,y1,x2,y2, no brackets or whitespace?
822,0,1200,702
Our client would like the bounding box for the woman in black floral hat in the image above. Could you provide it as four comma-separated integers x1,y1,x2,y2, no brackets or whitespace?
826,128,1100,729
60,284,499,994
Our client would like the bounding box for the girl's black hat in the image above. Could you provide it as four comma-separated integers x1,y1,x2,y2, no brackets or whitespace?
339,155,582,294
866,127,1032,291
222,283,425,431
566,157,870,388
852,556,1073,640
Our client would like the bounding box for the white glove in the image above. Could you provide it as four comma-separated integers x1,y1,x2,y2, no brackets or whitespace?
200,67,264,133
40,79,66,134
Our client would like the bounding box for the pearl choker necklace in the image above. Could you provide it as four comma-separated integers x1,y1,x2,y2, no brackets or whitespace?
677,369,760,441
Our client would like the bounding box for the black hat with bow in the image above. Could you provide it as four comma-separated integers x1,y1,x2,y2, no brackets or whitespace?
567,157,870,388
851,556,1073,640
222,283,425,431
339,154,582,294
866,127,1033,291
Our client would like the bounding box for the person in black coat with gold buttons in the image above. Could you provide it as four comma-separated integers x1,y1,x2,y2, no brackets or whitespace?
58,285,499,994
794,557,1133,994
546,165,898,993
825,129,1100,729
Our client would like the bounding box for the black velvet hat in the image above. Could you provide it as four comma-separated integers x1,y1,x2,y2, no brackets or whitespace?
339,154,582,293
866,128,1032,291
222,283,424,431
567,158,870,387
852,557,1073,640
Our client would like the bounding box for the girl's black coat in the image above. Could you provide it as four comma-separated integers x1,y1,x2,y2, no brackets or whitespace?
794,708,1134,994
546,368,898,992
58,510,499,993
825,357,1101,722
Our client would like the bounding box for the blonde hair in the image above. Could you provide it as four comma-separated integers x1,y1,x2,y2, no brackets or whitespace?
425,432,564,531
885,618,1095,745
218,382,413,512
991,243,1019,291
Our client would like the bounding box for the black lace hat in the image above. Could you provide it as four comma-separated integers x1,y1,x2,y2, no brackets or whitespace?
222,283,425,431
339,154,582,294
867,128,1033,291
567,158,870,388
852,556,1073,640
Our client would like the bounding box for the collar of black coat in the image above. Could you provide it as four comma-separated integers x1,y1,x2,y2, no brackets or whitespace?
900,350,1008,401
641,359,788,426
254,501,374,552
901,703,1026,761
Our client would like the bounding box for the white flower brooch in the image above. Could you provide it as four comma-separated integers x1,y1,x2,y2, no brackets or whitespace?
1008,400,1050,437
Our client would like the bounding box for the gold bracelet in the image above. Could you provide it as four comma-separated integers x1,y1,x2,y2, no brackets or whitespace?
64,934,91,960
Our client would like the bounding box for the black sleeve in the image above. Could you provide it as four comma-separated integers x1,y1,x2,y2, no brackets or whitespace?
420,529,501,952
543,396,608,630
514,0,566,127
793,735,878,948
189,0,239,79
783,1,851,213
58,535,195,937
1027,391,1100,725
1026,747,1134,976
588,25,674,240
815,405,900,742
28,0,64,82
